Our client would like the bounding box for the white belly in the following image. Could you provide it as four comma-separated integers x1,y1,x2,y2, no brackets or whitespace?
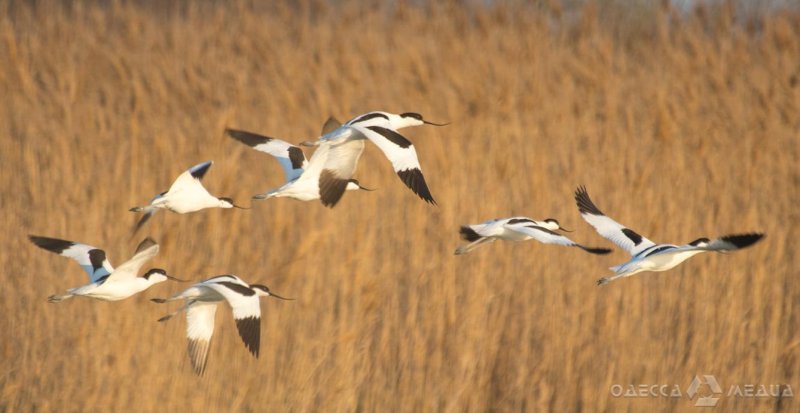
70,279,150,301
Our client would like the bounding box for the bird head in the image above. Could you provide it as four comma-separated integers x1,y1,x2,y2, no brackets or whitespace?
218,197,249,209
543,218,572,232
251,284,293,300
398,112,449,127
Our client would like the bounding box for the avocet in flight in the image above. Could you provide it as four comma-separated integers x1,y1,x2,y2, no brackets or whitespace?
301,111,447,206
455,216,612,255
574,186,765,285
226,117,372,207
130,160,247,231
152,274,291,375
29,236,181,302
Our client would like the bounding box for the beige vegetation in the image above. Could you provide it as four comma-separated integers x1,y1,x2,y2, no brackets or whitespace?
1,0,798,411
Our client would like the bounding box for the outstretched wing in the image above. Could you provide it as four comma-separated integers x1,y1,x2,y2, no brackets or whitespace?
505,224,612,255
186,301,218,376
205,278,262,358
689,233,765,252
168,160,214,193
106,238,159,281
348,124,436,204
318,139,366,207
226,129,307,183
29,235,114,283
574,186,655,256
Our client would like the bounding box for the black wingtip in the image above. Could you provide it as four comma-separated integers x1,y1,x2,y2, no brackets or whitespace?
187,339,210,376
397,169,436,205
235,316,261,359
225,128,272,147
131,212,154,235
319,169,349,208
189,161,213,180
574,185,603,216
459,226,482,242
29,235,73,254
721,233,765,249
577,245,613,255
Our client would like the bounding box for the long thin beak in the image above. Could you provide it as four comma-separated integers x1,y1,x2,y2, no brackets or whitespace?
268,292,294,301
559,227,574,233
358,184,375,191
300,140,319,147
166,274,189,282
423,120,449,126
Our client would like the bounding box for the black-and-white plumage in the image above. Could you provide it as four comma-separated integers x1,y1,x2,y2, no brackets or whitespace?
454,216,612,255
152,275,291,375
29,235,180,302
130,161,247,232
575,186,765,285
302,111,447,205
226,118,371,207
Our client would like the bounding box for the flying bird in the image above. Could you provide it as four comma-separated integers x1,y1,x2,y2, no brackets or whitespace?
574,186,765,285
29,235,181,302
225,117,372,207
455,216,612,255
152,274,291,375
301,111,447,206
130,160,247,232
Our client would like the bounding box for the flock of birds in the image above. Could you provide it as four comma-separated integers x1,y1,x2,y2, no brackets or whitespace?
29,110,764,375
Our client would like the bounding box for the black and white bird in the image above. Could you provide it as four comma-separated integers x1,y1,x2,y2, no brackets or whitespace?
225,117,372,207
455,216,612,255
152,275,291,375
574,186,765,285
130,160,247,231
301,111,447,206
29,235,181,302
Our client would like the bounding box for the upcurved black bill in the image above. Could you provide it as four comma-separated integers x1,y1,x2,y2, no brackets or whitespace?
269,292,294,301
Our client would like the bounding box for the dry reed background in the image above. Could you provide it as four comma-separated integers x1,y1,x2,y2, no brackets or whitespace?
0,0,798,411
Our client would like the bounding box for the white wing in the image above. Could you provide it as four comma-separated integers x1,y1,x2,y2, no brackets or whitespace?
29,235,114,283
574,186,655,256
186,301,218,376
205,277,262,358
168,160,214,194
318,139,366,207
106,238,159,282
505,224,578,246
226,129,307,183
683,233,765,252
505,224,612,255
348,124,436,204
